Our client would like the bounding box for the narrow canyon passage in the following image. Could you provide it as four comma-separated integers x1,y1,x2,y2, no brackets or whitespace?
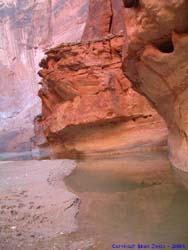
1,0,188,249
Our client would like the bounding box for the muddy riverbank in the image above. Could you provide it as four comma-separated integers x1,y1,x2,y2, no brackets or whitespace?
0,160,81,250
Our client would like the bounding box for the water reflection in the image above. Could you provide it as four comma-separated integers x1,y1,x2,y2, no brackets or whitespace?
173,167,188,191
66,151,188,247
0,149,49,161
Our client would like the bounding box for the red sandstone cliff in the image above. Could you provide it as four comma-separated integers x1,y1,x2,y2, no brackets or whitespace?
1,0,168,160
36,35,166,158
34,0,166,159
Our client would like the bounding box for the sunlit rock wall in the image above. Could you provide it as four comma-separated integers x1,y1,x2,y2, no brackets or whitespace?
0,0,89,158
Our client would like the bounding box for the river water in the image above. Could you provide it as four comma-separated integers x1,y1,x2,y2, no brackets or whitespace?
65,151,188,249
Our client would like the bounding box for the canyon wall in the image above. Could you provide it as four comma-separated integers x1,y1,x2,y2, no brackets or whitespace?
1,0,169,160
36,35,166,159
82,0,124,41
34,0,167,159
0,0,89,159
122,0,188,172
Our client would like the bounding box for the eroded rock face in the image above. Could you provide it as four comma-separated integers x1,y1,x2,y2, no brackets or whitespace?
82,0,124,41
1,0,168,159
122,0,188,172
37,35,166,158
0,0,88,158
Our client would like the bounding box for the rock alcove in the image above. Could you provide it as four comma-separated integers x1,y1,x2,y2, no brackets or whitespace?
122,0,188,172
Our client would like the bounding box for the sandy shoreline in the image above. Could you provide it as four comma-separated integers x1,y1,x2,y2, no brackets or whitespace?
0,160,80,250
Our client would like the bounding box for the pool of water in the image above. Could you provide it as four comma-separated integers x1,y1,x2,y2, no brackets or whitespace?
65,151,188,249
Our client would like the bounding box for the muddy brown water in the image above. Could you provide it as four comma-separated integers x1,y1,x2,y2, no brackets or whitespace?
65,151,188,249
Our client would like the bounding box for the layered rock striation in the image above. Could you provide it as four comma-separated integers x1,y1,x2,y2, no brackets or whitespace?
36,35,166,158
122,0,188,171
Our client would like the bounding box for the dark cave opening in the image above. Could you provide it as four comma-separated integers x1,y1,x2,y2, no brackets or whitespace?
156,40,174,53
123,0,139,8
